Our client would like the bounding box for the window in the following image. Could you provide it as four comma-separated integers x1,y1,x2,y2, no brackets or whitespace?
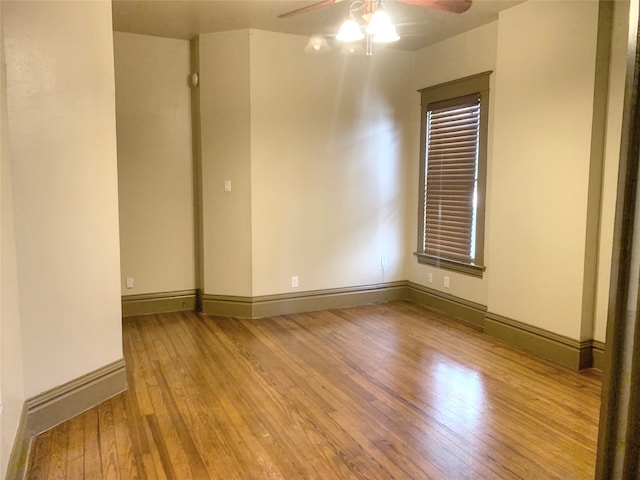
415,72,491,277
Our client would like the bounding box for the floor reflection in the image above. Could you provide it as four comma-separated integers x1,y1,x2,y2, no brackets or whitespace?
431,361,486,432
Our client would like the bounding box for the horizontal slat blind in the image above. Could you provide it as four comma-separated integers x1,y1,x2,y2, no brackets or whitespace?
423,96,480,264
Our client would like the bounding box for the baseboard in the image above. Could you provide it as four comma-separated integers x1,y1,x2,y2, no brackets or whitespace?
484,311,593,369
199,280,605,371
6,359,128,479
122,289,197,317
201,281,407,318
592,340,606,370
253,282,407,318
5,403,28,480
405,281,486,330
201,294,254,318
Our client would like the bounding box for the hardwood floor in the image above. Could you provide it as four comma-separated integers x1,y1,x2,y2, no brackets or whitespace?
26,301,602,479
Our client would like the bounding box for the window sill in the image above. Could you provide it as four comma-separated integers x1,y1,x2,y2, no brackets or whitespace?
414,253,485,278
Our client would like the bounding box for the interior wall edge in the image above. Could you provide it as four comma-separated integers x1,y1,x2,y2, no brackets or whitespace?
190,35,204,304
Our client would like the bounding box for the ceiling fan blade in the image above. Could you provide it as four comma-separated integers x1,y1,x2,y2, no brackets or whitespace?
397,0,472,14
278,0,338,18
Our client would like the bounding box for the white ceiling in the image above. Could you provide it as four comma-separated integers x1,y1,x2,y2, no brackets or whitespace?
112,0,524,51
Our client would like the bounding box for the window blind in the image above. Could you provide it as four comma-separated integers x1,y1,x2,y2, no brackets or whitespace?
423,95,481,264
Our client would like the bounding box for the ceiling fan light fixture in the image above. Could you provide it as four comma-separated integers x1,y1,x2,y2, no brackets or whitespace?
278,0,472,56
336,17,364,42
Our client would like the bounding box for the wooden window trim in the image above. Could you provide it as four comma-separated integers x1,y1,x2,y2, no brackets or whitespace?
414,253,486,277
416,71,492,278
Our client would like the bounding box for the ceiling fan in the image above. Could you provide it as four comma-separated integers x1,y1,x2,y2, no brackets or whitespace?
279,0,471,56
278,0,472,19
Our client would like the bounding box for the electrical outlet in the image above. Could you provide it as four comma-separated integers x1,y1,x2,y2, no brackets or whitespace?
126,277,135,289
428,273,433,283
291,276,299,288
444,276,450,288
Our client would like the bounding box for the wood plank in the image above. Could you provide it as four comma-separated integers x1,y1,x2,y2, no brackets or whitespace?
83,408,102,479
26,430,51,480
46,421,68,480
143,414,175,480
66,412,84,464
112,393,141,480
98,399,120,480
139,453,161,480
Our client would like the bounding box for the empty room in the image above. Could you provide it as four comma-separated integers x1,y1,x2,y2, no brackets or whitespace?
1,0,640,478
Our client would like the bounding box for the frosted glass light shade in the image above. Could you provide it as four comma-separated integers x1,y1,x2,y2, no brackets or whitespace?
367,10,400,43
336,18,364,42
366,10,392,34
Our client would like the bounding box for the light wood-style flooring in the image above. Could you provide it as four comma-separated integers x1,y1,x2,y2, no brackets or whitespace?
26,301,602,479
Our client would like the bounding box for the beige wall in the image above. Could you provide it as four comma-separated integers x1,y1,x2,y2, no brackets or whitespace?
488,1,601,339
196,30,411,297
111,2,627,347
0,1,26,475
407,22,498,306
114,32,195,296
3,1,123,397
249,30,411,295
407,2,625,343
164,7,622,344
110,1,626,343
198,30,253,297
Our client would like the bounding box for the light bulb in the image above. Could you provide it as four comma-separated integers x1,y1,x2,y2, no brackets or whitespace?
366,9,400,43
372,24,400,43
336,18,364,42
366,10,392,35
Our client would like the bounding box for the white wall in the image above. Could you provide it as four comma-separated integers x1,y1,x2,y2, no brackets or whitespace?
114,32,195,296
249,30,412,295
408,22,498,306
0,2,25,475
3,0,123,397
